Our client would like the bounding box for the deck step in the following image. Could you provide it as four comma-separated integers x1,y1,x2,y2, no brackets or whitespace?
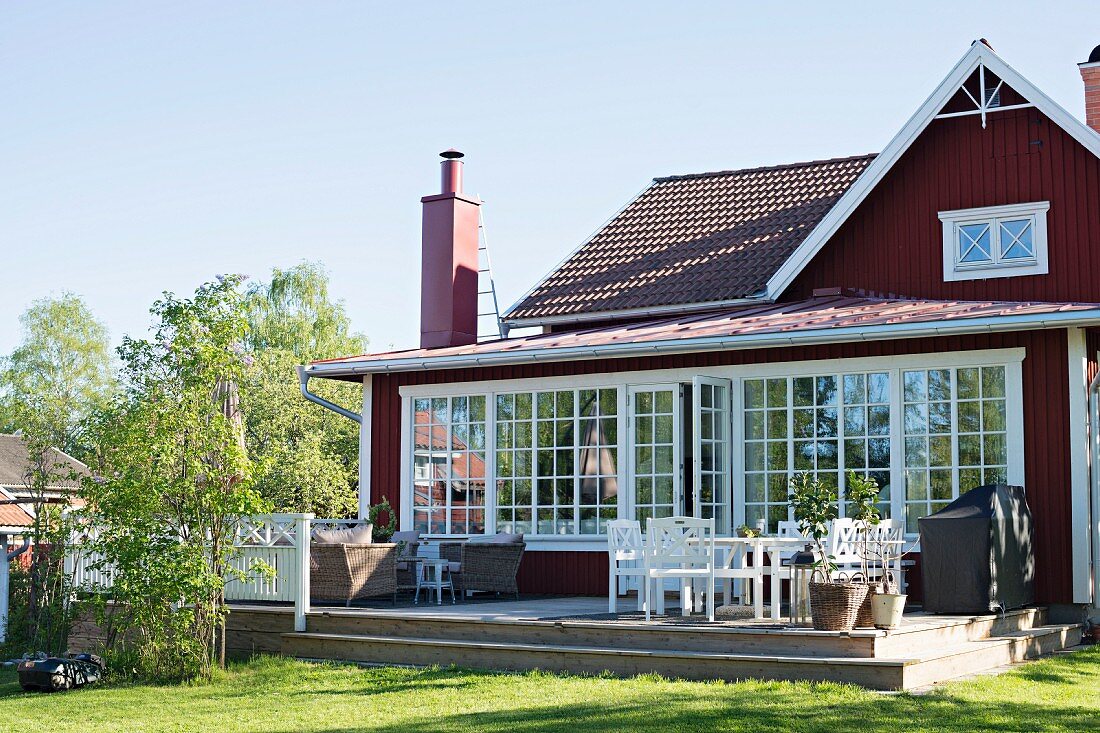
897,623,1083,689
279,621,1082,691
300,606,1048,660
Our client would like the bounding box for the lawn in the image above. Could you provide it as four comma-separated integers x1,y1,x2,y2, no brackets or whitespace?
1,647,1097,733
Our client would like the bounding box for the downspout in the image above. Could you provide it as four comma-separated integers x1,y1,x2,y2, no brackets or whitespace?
0,535,31,644
295,365,361,424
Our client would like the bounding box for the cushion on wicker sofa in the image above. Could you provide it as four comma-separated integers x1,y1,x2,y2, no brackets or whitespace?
312,524,373,545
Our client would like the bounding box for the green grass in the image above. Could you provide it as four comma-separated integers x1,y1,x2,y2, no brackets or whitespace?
1,647,1097,733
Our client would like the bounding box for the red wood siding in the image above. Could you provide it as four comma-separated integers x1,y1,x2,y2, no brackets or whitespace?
370,330,1076,603
785,107,1100,303
517,551,606,596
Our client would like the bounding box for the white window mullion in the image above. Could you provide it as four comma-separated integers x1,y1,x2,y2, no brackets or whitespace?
786,378,795,523
575,390,583,534
485,392,497,535
840,367,849,517
620,385,631,523
889,369,904,525
950,371,960,505
730,378,745,532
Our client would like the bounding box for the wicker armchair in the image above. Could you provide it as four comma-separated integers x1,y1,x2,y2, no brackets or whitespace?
310,543,398,606
440,539,526,598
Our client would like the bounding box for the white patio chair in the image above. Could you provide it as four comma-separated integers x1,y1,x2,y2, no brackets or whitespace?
776,519,808,564
827,518,863,579
606,519,647,614
711,541,760,614
870,518,911,592
644,516,715,622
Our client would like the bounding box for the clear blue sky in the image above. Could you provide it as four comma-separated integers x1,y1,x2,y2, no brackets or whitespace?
2,2,1097,355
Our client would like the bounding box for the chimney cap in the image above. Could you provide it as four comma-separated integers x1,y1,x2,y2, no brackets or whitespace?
1089,45,1100,64
440,149,465,160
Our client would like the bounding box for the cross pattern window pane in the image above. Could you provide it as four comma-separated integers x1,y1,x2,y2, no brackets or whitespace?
902,366,1008,533
496,387,619,536
999,218,1034,260
743,372,891,534
411,395,486,534
958,223,992,264
633,388,677,530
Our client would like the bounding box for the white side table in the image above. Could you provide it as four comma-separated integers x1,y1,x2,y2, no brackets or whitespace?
414,557,455,605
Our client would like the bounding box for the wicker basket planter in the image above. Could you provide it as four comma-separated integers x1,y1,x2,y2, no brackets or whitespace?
853,581,884,628
809,581,869,631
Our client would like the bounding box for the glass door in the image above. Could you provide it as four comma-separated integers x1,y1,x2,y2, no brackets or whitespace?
628,385,682,530
693,376,732,534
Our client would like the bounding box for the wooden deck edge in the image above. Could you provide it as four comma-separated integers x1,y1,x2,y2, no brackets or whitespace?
280,631,906,668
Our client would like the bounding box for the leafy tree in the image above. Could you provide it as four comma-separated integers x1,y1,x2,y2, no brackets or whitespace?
241,263,364,518
81,276,269,680
244,261,365,358
0,428,82,657
0,293,114,458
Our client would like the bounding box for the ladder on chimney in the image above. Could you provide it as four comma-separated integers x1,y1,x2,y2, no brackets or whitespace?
477,209,506,342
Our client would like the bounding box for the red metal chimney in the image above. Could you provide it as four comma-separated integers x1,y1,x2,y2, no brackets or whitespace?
1081,45,1100,133
420,149,481,349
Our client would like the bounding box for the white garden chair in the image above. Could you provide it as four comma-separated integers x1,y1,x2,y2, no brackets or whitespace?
869,518,910,592
644,516,715,622
606,519,647,613
827,518,863,578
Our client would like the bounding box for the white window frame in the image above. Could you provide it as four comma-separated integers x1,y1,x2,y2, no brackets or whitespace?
396,348,1025,550
940,201,1050,282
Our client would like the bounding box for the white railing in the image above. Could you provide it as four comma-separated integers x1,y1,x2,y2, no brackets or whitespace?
64,523,114,593
227,513,314,631
65,513,378,633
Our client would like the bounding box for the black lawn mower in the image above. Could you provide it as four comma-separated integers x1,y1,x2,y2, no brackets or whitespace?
16,653,105,692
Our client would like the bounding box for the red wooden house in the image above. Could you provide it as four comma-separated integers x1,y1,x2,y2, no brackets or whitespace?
303,41,1100,618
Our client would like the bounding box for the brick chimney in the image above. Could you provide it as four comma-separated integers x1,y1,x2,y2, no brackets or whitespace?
1080,44,1100,133
420,149,481,349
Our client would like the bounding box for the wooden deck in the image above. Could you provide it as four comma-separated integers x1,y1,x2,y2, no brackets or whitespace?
224,597,1082,691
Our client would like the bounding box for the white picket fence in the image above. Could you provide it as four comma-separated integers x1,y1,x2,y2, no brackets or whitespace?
64,513,369,632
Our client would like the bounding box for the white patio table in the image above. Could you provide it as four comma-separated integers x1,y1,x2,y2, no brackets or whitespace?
684,536,807,621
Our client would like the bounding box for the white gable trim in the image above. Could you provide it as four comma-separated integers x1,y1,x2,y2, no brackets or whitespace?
765,41,1100,300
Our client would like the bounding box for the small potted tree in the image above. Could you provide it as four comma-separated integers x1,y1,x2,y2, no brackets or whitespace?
788,472,869,631
845,470,882,628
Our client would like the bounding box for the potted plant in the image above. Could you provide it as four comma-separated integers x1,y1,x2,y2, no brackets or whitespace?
845,470,883,628
788,472,868,631
869,531,909,630
735,524,760,538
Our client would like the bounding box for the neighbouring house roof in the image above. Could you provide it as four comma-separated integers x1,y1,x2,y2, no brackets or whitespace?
503,41,1100,327
0,433,90,490
0,487,33,530
308,295,1100,376
504,155,875,325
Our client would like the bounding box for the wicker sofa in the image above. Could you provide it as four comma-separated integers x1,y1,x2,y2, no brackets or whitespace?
309,542,398,606
440,534,526,598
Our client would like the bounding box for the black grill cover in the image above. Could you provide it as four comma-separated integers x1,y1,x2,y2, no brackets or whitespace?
918,484,1035,614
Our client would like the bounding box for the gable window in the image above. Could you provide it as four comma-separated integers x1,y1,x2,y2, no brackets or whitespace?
940,202,1049,281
